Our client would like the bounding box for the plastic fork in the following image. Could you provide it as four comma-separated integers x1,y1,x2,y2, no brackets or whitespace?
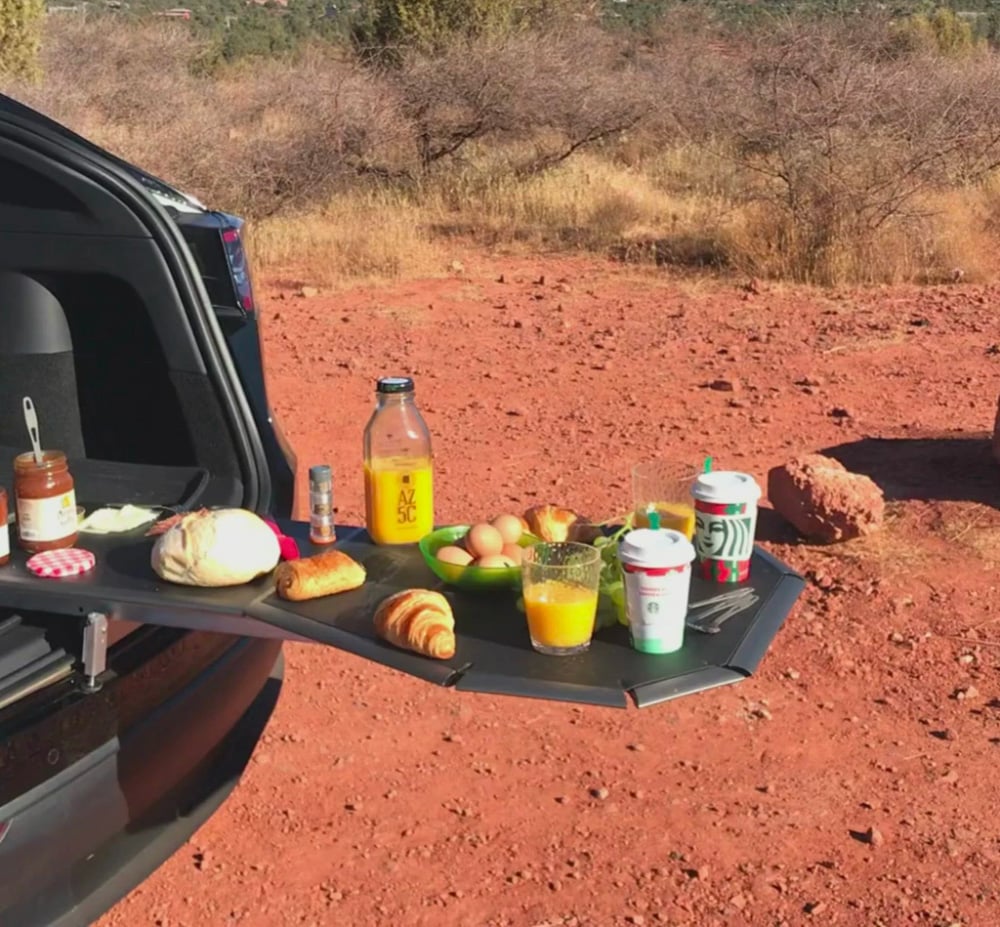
686,592,759,634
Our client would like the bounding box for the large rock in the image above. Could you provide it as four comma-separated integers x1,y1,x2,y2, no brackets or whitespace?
767,454,884,543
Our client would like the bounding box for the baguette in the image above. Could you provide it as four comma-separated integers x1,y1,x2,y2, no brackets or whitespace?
374,589,456,660
274,549,366,601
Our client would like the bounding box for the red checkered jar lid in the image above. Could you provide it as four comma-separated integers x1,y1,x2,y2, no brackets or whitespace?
26,548,96,578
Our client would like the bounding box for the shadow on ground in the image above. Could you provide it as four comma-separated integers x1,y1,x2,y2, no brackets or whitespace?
822,433,999,507
754,506,802,544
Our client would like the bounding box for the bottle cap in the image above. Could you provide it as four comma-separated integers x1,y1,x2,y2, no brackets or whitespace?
376,377,415,394
309,465,332,485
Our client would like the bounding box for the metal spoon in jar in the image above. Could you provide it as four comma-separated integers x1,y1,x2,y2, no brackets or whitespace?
22,396,43,465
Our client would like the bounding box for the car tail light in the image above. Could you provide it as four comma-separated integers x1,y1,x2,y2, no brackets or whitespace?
0,821,9,846
221,224,257,315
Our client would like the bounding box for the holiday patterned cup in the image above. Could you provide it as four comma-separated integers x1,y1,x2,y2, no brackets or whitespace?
690,471,761,583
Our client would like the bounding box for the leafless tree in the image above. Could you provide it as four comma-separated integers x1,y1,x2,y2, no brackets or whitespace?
394,26,646,175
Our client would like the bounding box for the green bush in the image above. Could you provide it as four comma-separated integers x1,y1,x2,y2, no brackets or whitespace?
890,6,983,57
0,0,44,81
352,0,592,58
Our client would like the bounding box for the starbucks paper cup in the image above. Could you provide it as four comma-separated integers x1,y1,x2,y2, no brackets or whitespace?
690,471,761,583
619,528,695,655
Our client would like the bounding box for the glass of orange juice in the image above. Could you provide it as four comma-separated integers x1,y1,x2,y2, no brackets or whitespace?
521,542,602,656
631,460,699,540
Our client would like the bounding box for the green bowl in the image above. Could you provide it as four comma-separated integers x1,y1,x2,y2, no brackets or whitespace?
418,525,540,593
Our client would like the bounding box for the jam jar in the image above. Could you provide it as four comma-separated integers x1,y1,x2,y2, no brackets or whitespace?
14,451,78,553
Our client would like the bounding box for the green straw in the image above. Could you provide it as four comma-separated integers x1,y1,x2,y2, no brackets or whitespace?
648,509,661,530
703,456,713,474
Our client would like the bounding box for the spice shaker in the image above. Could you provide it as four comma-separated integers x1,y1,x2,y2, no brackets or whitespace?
309,464,336,545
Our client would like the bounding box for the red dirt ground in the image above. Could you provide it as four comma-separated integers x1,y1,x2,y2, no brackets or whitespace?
98,254,1000,927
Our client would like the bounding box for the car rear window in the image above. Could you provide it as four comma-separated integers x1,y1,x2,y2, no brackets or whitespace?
179,225,237,312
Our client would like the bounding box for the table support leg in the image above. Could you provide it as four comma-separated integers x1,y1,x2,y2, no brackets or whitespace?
81,611,109,693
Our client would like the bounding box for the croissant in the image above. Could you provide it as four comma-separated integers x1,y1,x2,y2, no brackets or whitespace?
523,504,600,544
374,589,456,660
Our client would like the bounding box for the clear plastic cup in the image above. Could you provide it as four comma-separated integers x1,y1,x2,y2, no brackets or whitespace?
631,460,700,540
521,542,602,656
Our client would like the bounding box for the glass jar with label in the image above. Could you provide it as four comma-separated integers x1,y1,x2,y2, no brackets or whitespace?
363,377,434,545
14,451,78,553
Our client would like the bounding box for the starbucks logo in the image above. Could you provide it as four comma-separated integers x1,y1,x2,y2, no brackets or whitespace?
695,514,753,560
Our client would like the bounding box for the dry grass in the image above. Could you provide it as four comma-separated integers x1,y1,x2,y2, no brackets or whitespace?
939,504,1000,567
251,153,733,282
426,153,684,246
247,193,443,285
801,505,918,575
247,149,1000,285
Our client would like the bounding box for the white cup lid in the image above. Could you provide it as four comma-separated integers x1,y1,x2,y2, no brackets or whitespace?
690,471,762,505
619,528,695,569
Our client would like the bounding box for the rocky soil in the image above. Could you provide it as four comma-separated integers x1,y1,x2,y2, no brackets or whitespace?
98,253,1000,927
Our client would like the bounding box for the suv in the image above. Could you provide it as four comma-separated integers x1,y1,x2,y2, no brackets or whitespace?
0,92,296,926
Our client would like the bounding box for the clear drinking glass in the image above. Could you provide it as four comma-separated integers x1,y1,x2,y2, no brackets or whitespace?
521,542,602,656
631,459,699,540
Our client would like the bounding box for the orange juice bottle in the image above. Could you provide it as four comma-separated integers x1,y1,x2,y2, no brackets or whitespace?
363,377,434,545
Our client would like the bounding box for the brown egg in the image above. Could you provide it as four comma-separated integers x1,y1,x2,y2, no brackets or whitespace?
436,545,473,567
500,543,523,565
465,522,504,559
476,553,517,569
491,513,524,546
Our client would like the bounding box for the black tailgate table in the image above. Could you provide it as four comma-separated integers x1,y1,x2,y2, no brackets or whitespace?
0,521,804,708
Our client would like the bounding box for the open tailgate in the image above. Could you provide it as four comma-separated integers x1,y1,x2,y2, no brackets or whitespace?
0,521,804,709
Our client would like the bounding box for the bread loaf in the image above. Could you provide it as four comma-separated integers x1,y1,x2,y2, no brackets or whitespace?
151,508,281,587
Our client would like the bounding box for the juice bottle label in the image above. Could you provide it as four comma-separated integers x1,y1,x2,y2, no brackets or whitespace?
365,460,433,544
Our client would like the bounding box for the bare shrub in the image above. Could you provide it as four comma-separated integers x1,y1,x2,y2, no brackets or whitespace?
663,18,1000,283
12,16,201,130
393,25,645,175
210,49,413,216
4,17,411,218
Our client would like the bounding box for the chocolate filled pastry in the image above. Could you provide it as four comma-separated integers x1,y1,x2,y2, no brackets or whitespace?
274,549,366,601
374,589,456,660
